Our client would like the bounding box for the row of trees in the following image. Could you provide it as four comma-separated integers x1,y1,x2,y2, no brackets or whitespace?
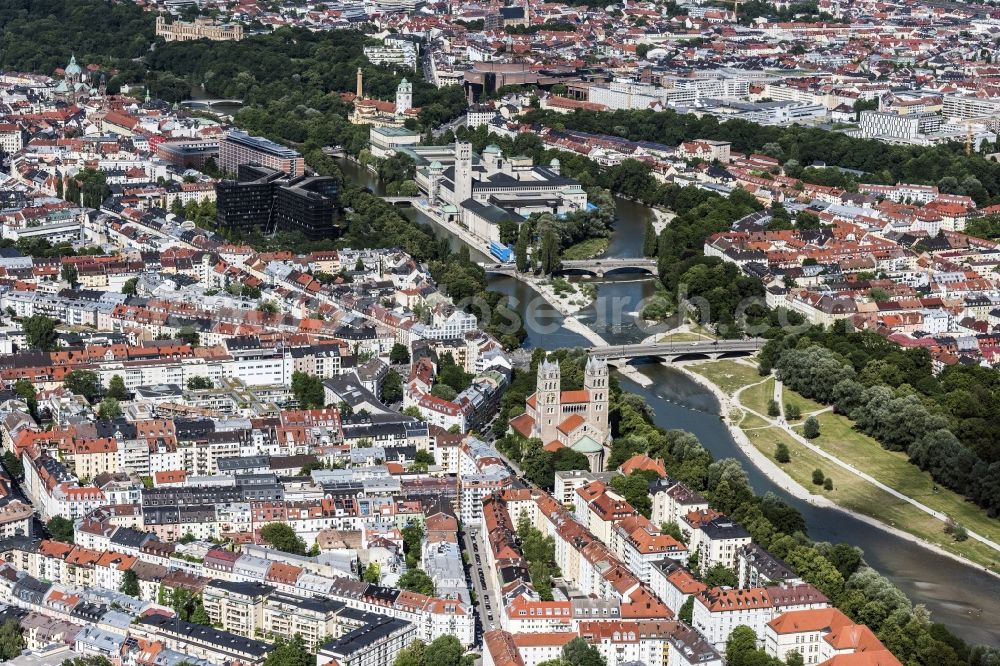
0,236,105,260
771,340,1000,517
169,197,217,228
394,635,472,666
516,512,561,601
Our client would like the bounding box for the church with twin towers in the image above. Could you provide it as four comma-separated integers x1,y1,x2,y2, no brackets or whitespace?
510,356,611,473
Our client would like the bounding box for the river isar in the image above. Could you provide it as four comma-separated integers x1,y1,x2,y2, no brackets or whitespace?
339,158,1000,645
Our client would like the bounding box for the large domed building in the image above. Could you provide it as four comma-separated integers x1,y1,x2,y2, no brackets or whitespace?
56,54,89,103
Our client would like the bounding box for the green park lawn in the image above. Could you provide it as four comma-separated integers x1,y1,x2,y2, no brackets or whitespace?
739,412,770,429
561,237,610,260
741,377,775,417
794,412,1000,548
689,359,764,396
659,331,708,343
690,359,1000,571
780,388,825,421
743,424,1000,573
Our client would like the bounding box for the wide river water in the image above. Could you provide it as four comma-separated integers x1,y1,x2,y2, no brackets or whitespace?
340,159,1000,646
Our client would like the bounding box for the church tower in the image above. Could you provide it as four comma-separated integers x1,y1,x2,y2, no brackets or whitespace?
428,161,444,205
454,141,473,203
584,357,609,441
395,78,412,115
64,54,82,104
536,357,561,444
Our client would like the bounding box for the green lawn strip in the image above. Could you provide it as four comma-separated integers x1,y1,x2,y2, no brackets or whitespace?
689,360,763,396
561,237,610,260
741,377,775,416
739,412,770,429
781,387,826,419
794,413,1000,546
659,331,709,343
743,425,1000,572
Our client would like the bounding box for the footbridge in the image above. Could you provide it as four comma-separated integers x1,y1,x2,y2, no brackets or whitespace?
588,338,767,364
180,99,243,109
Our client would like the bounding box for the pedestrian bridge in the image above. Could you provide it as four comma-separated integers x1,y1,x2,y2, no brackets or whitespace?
588,338,767,364
180,99,243,108
383,197,421,205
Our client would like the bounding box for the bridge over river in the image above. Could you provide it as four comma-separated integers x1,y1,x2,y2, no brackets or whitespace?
588,338,766,364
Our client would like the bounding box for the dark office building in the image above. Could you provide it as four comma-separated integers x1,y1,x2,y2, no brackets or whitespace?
215,164,341,240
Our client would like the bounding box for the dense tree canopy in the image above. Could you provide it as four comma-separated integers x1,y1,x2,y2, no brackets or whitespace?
263,635,312,666
398,568,435,595
260,522,306,555
0,618,24,660
609,469,659,518
47,516,74,543
291,371,325,409
64,370,101,402
120,569,141,598
0,0,153,75
394,636,465,666
402,523,423,568
23,314,58,351
517,511,561,601
766,326,1000,517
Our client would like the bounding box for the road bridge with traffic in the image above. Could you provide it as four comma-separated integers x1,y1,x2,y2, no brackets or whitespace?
588,338,766,364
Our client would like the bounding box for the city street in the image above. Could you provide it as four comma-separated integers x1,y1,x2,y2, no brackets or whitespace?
462,525,501,635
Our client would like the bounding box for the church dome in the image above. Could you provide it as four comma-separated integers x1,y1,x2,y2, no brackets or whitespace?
65,54,82,77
